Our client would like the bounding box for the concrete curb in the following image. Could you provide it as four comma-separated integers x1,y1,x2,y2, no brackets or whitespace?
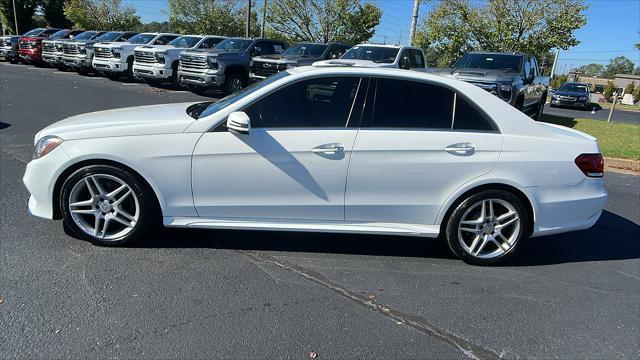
605,157,639,175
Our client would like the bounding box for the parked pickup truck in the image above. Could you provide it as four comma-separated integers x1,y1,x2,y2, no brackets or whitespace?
62,31,135,75
249,42,350,81
41,29,86,68
315,44,426,71
1,28,50,63
133,35,225,86
93,32,180,80
178,37,287,94
17,28,61,64
440,52,549,120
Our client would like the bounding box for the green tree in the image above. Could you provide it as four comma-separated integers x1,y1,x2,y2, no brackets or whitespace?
415,0,588,66
603,80,616,101
604,56,635,78
167,0,252,37
267,0,382,44
63,0,141,31
0,0,41,34
577,63,605,77
43,0,72,28
550,74,567,89
138,21,171,33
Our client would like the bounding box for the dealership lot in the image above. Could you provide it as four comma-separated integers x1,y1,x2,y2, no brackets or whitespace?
1,62,639,358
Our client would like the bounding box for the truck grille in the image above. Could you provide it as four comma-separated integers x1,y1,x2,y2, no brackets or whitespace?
180,54,208,69
1,38,12,47
63,43,79,55
42,42,56,53
94,47,112,59
134,50,155,64
19,42,33,50
251,60,287,77
558,95,577,101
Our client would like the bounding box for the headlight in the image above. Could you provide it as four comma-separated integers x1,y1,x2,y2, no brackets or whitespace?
286,63,297,69
155,52,166,63
579,96,588,101
499,83,512,92
55,43,63,50
79,44,86,53
111,48,121,59
34,136,63,159
552,94,559,99
207,57,218,69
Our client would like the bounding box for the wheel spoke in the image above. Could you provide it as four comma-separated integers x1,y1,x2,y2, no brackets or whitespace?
468,235,481,253
487,200,495,221
89,176,106,196
461,218,483,225
70,199,93,208
85,178,97,197
460,226,480,235
93,214,102,237
496,215,519,230
107,184,127,199
493,231,512,252
71,209,95,214
100,218,110,239
116,206,135,221
111,213,134,228
474,234,490,255
112,190,132,206
496,211,517,222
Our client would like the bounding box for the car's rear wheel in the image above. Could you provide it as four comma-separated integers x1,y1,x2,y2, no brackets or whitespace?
445,190,529,265
60,165,158,246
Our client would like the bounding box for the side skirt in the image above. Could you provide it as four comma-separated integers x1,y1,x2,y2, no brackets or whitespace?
164,217,440,238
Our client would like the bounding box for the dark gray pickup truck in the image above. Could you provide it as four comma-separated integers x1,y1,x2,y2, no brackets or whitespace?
439,52,549,120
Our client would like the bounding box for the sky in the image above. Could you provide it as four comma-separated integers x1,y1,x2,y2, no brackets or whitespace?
127,0,640,73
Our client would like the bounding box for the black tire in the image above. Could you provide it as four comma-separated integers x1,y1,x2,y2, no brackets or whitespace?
224,73,244,95
445,190,529,266
534,96,545,121
514,97,524,112
60,165,160,246
186,84,205,95
77,68,89,76
126,56,136,82
106,72,120,80
9,57,18,64
170,61,180,87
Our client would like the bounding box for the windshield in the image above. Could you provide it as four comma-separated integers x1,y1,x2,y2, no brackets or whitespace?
214,38,253,52
49,30,70,39
558,83,589,93
341,46,399,63
128,33,156,44
454,53,522,72
283,43,327,57
22,28,44,36
73,31,96,40
95,32,122,42
169,36,202,48
191,71,291,119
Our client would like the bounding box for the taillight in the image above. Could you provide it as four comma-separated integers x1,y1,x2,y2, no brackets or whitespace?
575,153,604,177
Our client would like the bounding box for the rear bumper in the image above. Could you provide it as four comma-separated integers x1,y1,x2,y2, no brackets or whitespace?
92,58,127,73
133,63,172,79
178,68,224,87
529,178,608,237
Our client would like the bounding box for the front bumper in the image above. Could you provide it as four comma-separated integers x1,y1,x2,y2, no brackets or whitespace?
178,68,224,87
18,48,42,61
0,47,17,58
133,63,172,79
42,52,63,64
23,145,72,220
92,58,127,73
529,177,608,237
62,55,91,68
551,98,589,108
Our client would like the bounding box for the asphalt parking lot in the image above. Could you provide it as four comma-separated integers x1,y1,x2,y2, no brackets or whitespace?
1,62,639,359
544,103,639,125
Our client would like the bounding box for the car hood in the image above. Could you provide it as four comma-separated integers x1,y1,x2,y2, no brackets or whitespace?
94,42,141,49
442,68,518,82
135,44,180,53
36,102,199,141
554,90,588,97
255,54,320,64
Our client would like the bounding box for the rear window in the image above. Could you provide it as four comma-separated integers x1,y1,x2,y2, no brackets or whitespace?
342,46,399,63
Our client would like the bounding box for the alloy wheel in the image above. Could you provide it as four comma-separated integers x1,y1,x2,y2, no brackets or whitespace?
68,174,140,240
457,198,521,259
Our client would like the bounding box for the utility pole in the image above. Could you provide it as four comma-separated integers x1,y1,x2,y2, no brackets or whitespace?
245,0,251,38
260,0,267,38
549,49,560,78
12,0,19,35
409,0,420,46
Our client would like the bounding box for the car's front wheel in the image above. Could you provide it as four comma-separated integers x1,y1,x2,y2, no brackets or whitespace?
445,190,529,265
60,165,158,246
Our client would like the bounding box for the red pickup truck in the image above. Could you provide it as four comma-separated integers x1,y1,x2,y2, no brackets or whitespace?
18,28,61,64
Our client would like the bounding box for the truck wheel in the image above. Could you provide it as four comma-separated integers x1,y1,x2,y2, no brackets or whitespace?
514,97,524,112
171,62,180,88
77,68,89,76
9,57,18,64
106,72,120,80
534,97,545,121
126,57,136,82
186,84,205,95
224,74,244,95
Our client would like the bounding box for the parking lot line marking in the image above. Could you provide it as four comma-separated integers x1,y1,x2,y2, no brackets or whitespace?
53,71,79,75
122,83,144,86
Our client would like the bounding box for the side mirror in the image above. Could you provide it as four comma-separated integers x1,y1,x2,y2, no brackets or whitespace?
226,111,251,135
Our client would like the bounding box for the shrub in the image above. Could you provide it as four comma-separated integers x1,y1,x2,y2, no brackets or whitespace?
603,81,616,101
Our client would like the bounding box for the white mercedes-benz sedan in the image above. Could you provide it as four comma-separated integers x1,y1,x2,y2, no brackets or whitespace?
23,65,607,265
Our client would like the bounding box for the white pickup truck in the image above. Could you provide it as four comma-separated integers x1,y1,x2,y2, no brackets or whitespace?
92,33,179,80
314,44,427,71
132,35,225,86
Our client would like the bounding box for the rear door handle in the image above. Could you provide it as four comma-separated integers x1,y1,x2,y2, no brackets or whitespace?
444,143,476,155
312,143,344,154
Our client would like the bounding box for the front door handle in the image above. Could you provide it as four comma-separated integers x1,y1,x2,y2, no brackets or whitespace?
444,143,476,156
312,143,345,154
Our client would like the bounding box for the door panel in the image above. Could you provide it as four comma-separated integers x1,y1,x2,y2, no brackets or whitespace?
345,130,502,225
192,129,357,220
